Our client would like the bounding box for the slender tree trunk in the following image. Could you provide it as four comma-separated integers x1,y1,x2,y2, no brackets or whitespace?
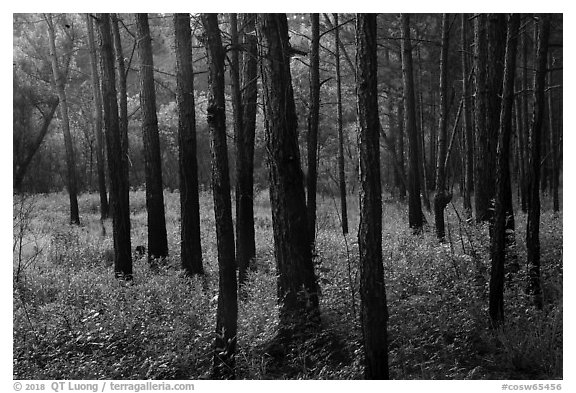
397,102,407,200
236,13,258,285
86,14,110,220
489,14,520,327
429,71,437,192
96,13,132,279
386,88,400,195
473,14,490,223
548,52,559,212
541,120,549,193
417,45,431,211
201,13,238,379
356,14,389,380
433,14,451,241
258,13,320,337
486,14,508,227
461,13,474,218
526,14,550,310
333,13,349,233
229,13,246,283
174,13,203,276
516,95,528,212
322,13,355,73
230,14,242,146
520,28,531,213
45,13,80,225
136,13,169,261
306,13,320,248
400,14,424,232
111,13,128,179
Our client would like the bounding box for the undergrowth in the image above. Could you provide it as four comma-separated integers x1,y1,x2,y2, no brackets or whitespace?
13,191,562,379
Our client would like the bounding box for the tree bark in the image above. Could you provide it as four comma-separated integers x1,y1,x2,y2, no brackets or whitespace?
519,28,531,213
461,13,474,218
397,102,407,200
174,13,203,276
384,48,402,199
473,14,490,223
526,14,550,310
417,45,431,212
96,13,132,279
547,51,559,213
484,14,508,227
306,13,321,248
258,13,320,337
515,97,526,209
433,14,451,241
86,14,109,220
541,118,549,193
400,14,424,232
201,13,238,379
45,13,80,225
111,13,129,177
489,14,520,327
136,13,169,261
356,13,389,380
429,69,437,192
333,13,349,233
236,13,258,286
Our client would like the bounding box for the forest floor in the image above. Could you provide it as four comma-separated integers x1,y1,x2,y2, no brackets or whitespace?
13,190,562,380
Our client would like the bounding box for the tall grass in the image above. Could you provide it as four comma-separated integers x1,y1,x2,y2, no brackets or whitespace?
13,190,562,379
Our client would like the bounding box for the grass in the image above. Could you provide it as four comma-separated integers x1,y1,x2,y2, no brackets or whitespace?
13,190,562,379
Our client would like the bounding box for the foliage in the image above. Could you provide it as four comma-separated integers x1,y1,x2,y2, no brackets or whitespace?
13,191,562,379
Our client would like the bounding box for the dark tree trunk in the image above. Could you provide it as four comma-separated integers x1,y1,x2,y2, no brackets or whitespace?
306,13,321,248
429,70,437,192
384,49,401,198
433,14,450,241
484,14,508,225
230,14,242,149
489,14,520,327
201,13,238,379
400,14,424,232
174,13,203,276
548,52,559,213
540,120,549,193
86,14,110,221
520,29,531,213
229,13,246,284
515,97,526,208
110,13,128,177
13,98,59,191
526,14,550,310
473,14,490,223
417,45,431,212
45,13,80,225
516,95,528,212
333,13,349,233
397,102,407,200
136,13,169,261
236,13,258,286
356,13,389,380
258,13,320,337
96,13,132,280
461,13,474,218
